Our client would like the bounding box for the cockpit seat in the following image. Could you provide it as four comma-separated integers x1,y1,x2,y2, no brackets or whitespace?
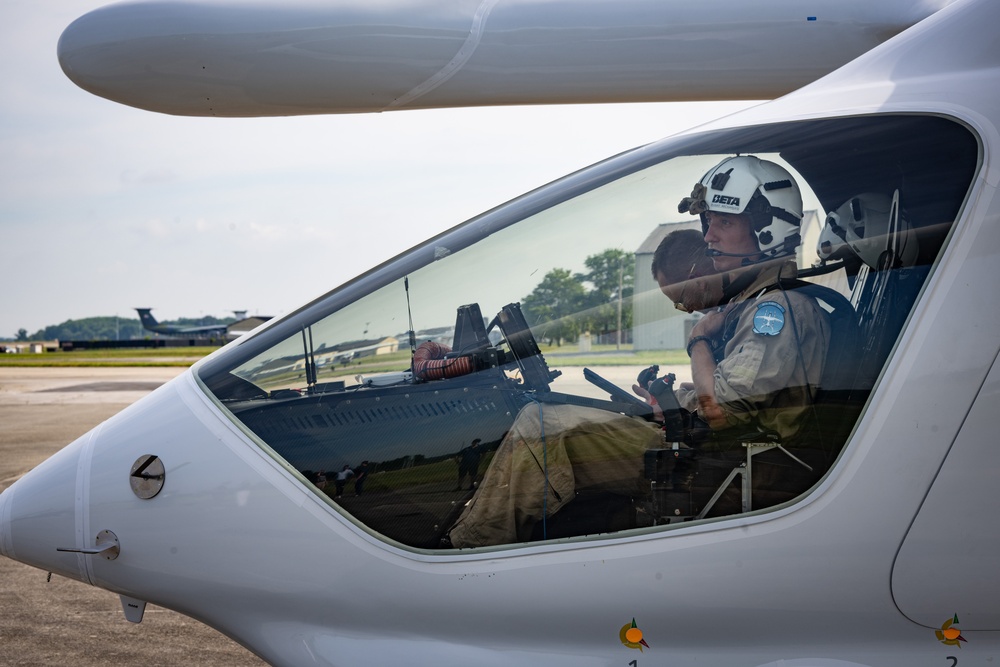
685,189,928,520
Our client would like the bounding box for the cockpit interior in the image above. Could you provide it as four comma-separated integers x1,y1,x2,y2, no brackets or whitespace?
197,114,978,551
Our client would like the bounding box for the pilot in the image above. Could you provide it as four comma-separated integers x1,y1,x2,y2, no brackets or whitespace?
674,155,830,443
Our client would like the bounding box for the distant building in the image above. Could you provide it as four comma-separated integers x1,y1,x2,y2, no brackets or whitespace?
313,337,400,369
227,316,271,339
411,326,454,346
7,340,61,353
633,221,703,351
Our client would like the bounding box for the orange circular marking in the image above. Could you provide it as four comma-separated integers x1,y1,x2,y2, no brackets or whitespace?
943,627,961,640
625,627,643,644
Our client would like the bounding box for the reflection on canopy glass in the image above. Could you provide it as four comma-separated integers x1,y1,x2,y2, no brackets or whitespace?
199,115,978,551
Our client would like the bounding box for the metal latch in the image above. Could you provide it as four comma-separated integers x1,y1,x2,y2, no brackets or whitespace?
57,529,120,560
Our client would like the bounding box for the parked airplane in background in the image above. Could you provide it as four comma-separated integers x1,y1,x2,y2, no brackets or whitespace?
2,1,998,666
135,308,268,339
134,308,231,338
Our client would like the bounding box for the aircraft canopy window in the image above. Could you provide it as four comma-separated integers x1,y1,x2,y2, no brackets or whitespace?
198,115,978,551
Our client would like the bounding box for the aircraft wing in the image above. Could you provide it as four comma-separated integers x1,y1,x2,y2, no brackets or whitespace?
57,0,956,117
178,325,230,335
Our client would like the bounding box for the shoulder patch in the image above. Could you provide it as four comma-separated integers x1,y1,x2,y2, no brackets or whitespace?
752,301,785,336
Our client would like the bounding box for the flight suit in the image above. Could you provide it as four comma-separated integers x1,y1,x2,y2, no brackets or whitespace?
676,260,830,444
448,404,660,548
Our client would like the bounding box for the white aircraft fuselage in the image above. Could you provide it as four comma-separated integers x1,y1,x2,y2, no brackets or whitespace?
2,1,998,666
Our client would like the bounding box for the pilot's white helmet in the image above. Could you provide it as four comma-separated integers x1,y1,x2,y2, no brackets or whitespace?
817,192,918,268
678,155,803,260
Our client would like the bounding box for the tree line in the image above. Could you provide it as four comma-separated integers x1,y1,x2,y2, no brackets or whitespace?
520,248,635,346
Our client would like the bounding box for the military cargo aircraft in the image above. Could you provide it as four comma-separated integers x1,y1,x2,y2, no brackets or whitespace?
134,308,231,338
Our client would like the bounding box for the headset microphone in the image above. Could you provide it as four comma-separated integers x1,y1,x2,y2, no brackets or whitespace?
705,248,761,258
706,247,779,269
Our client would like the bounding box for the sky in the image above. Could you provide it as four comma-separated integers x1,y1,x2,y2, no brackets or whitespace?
0,1,757,340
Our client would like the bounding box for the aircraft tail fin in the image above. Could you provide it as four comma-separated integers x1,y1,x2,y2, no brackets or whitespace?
135,308,159,330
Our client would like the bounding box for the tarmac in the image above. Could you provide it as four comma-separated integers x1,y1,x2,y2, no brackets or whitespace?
0,367,267,667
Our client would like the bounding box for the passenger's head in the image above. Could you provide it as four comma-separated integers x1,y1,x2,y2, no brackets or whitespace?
678,155,803,272
817,191,918,269
652,229,723,313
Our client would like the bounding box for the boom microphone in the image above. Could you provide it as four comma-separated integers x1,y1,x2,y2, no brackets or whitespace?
705,248,762,258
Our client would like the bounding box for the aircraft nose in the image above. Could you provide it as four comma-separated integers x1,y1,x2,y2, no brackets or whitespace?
0,431,94,585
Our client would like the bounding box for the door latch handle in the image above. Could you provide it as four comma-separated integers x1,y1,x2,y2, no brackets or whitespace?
57,529,119,560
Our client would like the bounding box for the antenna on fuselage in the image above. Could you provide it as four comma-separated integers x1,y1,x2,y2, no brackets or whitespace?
301,326,317,389
404,276,417,362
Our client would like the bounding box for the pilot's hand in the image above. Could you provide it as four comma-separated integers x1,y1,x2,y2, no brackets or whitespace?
632,383,664,422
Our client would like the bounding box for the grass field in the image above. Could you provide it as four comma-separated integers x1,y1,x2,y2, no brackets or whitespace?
0,344,687,368
0,346,219,367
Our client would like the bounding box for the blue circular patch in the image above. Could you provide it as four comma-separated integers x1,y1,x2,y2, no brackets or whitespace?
753,301,785,336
